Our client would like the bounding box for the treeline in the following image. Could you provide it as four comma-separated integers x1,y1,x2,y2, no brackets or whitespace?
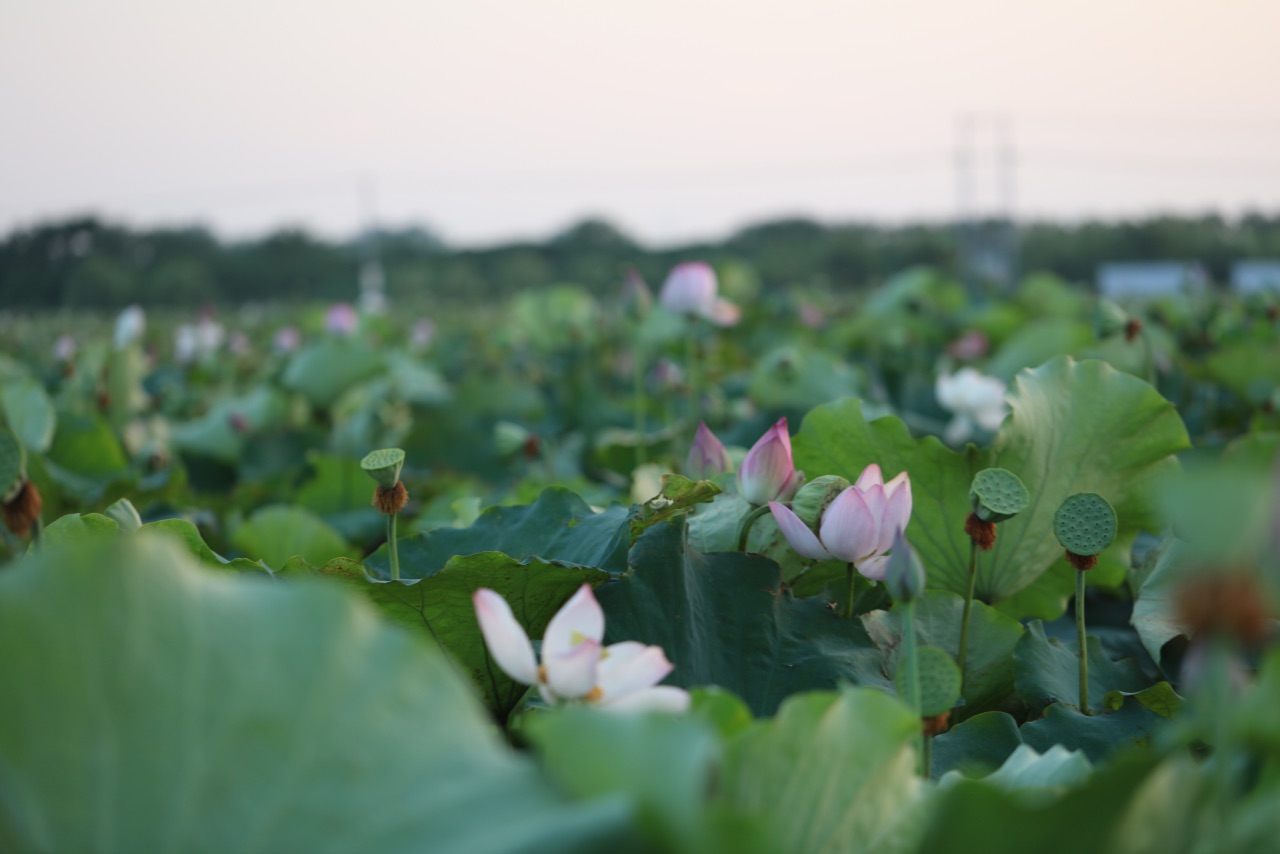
3,212,1280,310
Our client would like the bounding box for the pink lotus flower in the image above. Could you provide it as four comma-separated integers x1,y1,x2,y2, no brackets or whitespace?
686,422,733,479
473,584,690,713
769,463,912,580
274,326,301,353
325,303,358,335
738,417,804,506
658,262,741,327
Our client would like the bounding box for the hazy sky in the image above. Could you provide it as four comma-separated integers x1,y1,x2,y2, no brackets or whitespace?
3,0,1279,245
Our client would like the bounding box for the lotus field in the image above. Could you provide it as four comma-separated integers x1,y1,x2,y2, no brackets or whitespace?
3,262,1280,853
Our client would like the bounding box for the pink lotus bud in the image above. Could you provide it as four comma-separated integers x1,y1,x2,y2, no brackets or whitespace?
325,303,358,335
659,262,740,327
738,417,803,506
686,422,733,479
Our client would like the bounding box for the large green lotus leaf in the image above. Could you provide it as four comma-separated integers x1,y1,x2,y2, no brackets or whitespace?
293,450,385,543
0,538,634,853
793,358,1189,613
916,751,1158,854
687,489,815,583
526,706,771,854
282,337,385,409
387,352,453,405
717,688,926,854
301,552,608,719
170,386,289,464
140,517,271,575
365,487,631,580
983,319,1094,382
747,345,862,412
930,711,1024,779
1019,699,1166,763
862,590,1024,713
39,512,120,545
1014,621,1150,714
1129,536,1197,667
231,504,355,568
47,410,129,477
1,376,56,454
597,520,888,717
1204,339,1280,401
948,743,1092,805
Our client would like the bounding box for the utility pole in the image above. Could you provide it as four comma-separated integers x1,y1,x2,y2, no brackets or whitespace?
954,112,1018,295
358,174,387,314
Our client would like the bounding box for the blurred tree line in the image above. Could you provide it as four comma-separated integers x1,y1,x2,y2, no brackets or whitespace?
3,212,1279,309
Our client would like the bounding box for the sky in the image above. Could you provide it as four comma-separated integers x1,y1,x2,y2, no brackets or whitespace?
2,0,1279,246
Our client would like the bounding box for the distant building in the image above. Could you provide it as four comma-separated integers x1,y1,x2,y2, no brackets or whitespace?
1231,260,1280,294
1096,262,1209,299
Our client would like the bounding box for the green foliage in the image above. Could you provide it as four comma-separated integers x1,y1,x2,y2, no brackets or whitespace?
231,504,354,568
0,537,634,853
0,377,55,454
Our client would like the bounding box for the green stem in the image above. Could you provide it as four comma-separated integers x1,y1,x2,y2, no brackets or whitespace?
958,539,978,685
632,332,646,469
1076,569,1089,715
902,599,924,774
1140,327,1155,385
922,734,933,781
388,512,401,582
735,504,772,552
32,516,43,550
845,563,857,620
685,320,701,429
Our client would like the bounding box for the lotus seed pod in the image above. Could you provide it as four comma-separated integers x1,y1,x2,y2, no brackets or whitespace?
969,468,1029,524
789,474,851,530
360,448,406,489
0,428,27,504
1053,492,1117,558
896,645,962,718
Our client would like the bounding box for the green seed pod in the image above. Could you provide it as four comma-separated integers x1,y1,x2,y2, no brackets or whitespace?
0,427,27,504
969,468,1029,523
360,448,406,489
897,645,962,718
789,474,851,530
1053,492,1117,557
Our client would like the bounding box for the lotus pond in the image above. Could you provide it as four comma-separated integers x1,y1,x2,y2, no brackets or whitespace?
1,264,1278,853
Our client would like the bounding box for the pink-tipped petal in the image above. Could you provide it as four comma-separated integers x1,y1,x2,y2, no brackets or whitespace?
473,589,539,685
854,464,884,491
878,474,913,552
659,262,717,316
704,298,741,327
546,637,602,699
687,422,733,478
857,554,891,581
819,487,881,564
601,685,692,713
738,419,796,505
595,644,674,700
778,469,805,503
770,501,834,561
543,584,605,660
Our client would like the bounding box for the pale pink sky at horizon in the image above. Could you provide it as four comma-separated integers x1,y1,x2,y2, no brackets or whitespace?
2,0,1278,245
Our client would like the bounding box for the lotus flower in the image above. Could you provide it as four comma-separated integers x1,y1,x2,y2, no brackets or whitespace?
325,302,358,335
114,305,146,350
274,326,301,353
53,334,76,363
658,262,740,327
936,368,1008,445
473,584,690,713
769,463,912,580
686,422,733,479
739,417,804,505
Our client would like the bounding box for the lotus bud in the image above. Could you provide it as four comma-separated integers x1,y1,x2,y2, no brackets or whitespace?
884,529,926,604
103,497,143,534
789,474,851,530
686,422,733,479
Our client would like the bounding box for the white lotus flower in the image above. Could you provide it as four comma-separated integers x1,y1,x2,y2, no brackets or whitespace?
473,584,690,713
114,305,146,350
936,368,1008,445
658,262,741,327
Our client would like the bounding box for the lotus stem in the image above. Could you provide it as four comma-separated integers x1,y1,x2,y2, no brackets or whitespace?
388,511,401,582
958,539,978,685
685,320,701,429
901,599,924,774
1077,568,1089,715
845,562,857,620
735,503,772,552
633,334,646,469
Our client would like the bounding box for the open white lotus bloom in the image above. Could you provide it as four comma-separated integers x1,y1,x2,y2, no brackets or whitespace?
936,368,1009,445
473,584,690,713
